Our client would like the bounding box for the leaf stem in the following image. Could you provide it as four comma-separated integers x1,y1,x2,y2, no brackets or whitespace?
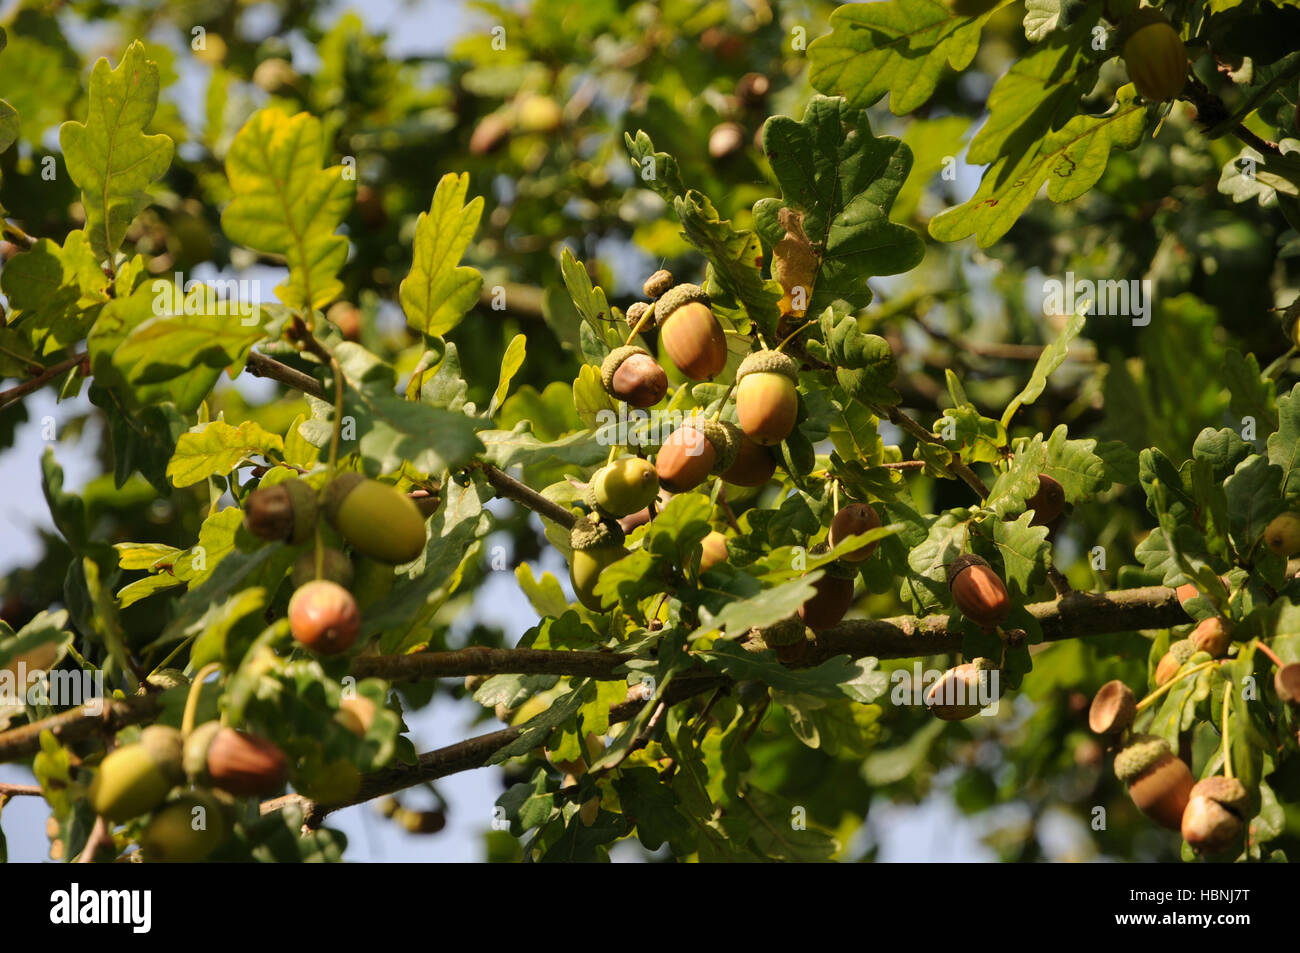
1135,659,1217,713
182,662,222,739
1221,684,1234,780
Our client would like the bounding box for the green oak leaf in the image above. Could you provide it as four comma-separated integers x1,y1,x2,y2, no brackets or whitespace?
166,419,285,488
399,172,484,336
1001,308,1086,428
1268,384,1300,500
814,309,901,405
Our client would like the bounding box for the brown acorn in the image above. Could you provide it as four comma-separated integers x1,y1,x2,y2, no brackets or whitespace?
654,418,736,492
288,580,361,655
1026,474,1065,527
1114,735,1195,830
1088,680,1137,736
1274,662,1300,706
1155,638,1196,686
925,659,1000,721
642,269,674,299
798,567,855,631
721,434,777,487
183,722,287,797
244,479,317,544
735,349,799,446
600,345,667,408
828,503,882,562
654,284,727,381
1190,617,1231,658
946,555,1010,629
1181,776,1248,853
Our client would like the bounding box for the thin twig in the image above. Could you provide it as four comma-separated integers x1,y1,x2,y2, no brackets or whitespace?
0,353,87,411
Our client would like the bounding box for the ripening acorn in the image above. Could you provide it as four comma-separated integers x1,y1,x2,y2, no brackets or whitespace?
1190,617,1231,658
798,566,855,631
325,473,427,564
655,418,736,493
586,457,660,519
1155,638,1196,686
946,555,1010,629
183,722,287,797
89,725,185,823
1088,680,1137,736
289,580,361,655
141,791,226,863
1114,735,1195,830
1181,776,1248,854
243,479,318,544
699,531,729,572
1175,582,1199,604
925,658,999,721
828,503,882,562
1026,474,1065,527
1274,662,1300,706
399,808,447,834
290,547,355,590
654,284,728,381
569,518,629,611
600,345,668,408
1122,10,1188,102
722,434,777,487
735,349,800,446
1263,512,1300,558
337,695,377,736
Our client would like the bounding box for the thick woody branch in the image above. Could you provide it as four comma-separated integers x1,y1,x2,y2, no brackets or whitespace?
0,695,162,765
245,351,327,400
352,645,630,681
0,353,87,411
473,461,579,530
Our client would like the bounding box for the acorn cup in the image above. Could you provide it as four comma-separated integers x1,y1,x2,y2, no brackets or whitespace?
140,791,227,863
1121,9,1188,102
654,284,727,381
1154,638,1196,686
1088,680,1137,736
1181,776,1248,854
734,349,800,446
721,434,777,487
324,473,427,564
1263,512,1300,558
1189,617,1231,658
654,417,737,493
946,555,1010,629
289,579,362,655
569,517,629,611
828,503,882,562
600,345,668,409
925,658,1000,721
183,722,288,797
585,456,660,518
1114,735,1195,830
642,269,674,299
1025,474,1065,527
88,725,185,823
243,479,317,544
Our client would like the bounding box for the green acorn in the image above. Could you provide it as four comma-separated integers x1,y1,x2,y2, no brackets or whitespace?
88,725,184,823
569,517,628,611
585,457,660,518
735,349,799,446
324,473,427,564
140,791,227,862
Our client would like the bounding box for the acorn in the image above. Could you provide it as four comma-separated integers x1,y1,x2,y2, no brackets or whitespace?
1181,776,1248,854
642,269,674,300
140,791,226,863
569,518,629,611
290,547,355,590
735,349,799,446
297,758,362,803
1026,474,1065,527
324,473,427,564
946,555,1010,629
925,658,999,721
1263,512,1300,558
1155,638,1196,686
654,284,727,381
736,72,770,107
600,345,667,408
515,93,563,133
1175,582,1199,604
708,122,745,159
288,579,361,655
655,417,736,492
721,434,777,486
1190,617,1231,658
828,503,882,562
1114,735,1195,830
399,808,447,834
586,457,660,518
243,479,317,544
1274,662,1300,706
1121,10,1187,102
624,301,651,330
337,695,377,736
183,722,287,797
1088,680,1137,736
798,564,856,631
88,725,184,823
699,531,729,572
